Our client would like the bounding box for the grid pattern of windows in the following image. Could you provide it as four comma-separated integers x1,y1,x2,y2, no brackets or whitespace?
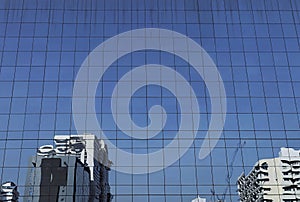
1,0,300,201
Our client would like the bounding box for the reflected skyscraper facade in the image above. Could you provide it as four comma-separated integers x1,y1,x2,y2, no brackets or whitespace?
0,0,300,201
24,134,112,201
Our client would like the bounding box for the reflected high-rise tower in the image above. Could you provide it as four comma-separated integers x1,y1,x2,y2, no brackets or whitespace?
24,134,113,202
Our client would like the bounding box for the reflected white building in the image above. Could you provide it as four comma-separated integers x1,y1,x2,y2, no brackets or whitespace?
191,196,206,202
237,147,300,202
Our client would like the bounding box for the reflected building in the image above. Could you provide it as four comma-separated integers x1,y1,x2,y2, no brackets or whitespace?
237,148,300,202
191,196,206,202
191,196,225,202
0,181,19,202
24,134,113,202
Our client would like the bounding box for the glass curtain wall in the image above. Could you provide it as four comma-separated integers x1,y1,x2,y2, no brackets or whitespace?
0,0,300,201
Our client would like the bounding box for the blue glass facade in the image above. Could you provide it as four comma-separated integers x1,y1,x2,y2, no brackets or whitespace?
0,0,300,201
